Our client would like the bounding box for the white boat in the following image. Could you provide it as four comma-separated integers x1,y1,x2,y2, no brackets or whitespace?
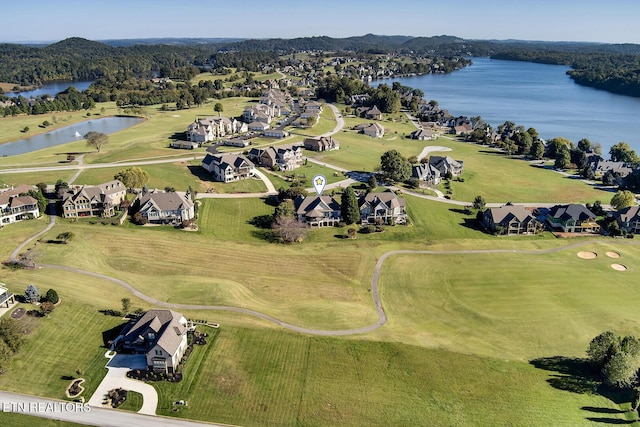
74,130,81,137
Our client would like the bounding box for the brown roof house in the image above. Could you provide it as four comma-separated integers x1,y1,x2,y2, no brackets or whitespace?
295,195,342,227
138,190,195,225
546,204,600,233
118,309,189,373
247,145,304,171
359,192,407,225
303,136,339,152
0,184,40,227
482,205,541,235
61,180,126,219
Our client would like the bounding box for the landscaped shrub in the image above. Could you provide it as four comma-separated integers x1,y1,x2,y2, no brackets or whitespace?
45,289,59,304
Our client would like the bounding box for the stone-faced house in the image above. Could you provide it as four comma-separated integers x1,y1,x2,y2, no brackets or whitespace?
546,204,600,233
482,205,541,235
61,180,126,219
0,184,40,227
294,195,342,227
201,154,256,183
138,190,195,225
613,205,640,234
359,192,407,225
411,163,442,186
118,309,189,374
429,155,464,177
303,136,340,152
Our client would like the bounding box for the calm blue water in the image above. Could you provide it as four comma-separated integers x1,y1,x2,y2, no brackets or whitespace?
0,117,143,157
377,57,640,154
4,81,93,98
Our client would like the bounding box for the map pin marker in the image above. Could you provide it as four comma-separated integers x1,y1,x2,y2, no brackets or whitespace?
312,174,327,196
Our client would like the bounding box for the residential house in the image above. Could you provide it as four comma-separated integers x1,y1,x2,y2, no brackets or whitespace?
185,116,246,143
589,159,633,179
409,129,436,140
0,185,40,226
613,205,640,234
248,145,304,171
263,129,290,138
118,309,189,374
354,123,385,138
61,180,126,219
201,153,255,182
359,192,407,225
248,121,270,132
482,205,541,235
546,204,600,233
295,195,342,227
0,283,15,309
303,136,340,152
138,190,195,225
170,140,199,150
356,106,383,120
221,137,251,148
453,123,473,136
411,163,442,186
429,156,464,177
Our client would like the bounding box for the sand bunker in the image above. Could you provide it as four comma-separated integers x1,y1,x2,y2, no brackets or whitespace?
577,251,597,259
611,264,627,271
606,251,621,259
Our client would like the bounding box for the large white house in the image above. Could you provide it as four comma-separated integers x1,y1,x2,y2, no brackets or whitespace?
0,185,40,227
186,116,247,143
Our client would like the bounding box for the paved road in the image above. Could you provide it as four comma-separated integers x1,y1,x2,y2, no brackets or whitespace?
0,391,233,427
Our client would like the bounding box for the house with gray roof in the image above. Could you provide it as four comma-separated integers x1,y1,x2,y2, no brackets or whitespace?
482,205,541,235
359,192,407,225
411,163,442,186
61,180,125,219
118,309,188,374
138,190,194,225
248,145,304,171
303,136,339,152
429,155,464,177
409,129,436,141
613,205,640,234
546,204,600,233
202,153,255,182
294,195,341,227
354,123,385,138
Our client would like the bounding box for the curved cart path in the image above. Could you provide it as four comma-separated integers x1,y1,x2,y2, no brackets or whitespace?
12,214,640,336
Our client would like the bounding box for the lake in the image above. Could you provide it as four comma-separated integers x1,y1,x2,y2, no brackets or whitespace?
4,80,94,98
0,117,143,157
376,57,640,154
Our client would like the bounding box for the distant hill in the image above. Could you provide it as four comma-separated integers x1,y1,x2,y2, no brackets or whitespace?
101,37,247,47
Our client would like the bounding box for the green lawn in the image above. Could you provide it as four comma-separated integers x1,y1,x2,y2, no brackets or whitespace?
118,390,143,412
0,170,75,187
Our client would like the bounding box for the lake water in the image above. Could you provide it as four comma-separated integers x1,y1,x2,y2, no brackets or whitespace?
0,117,143,157
377,57,640,154
4,80,94,98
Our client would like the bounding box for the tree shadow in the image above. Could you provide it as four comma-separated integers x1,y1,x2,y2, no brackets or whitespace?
459,218,484,232
449,208,472,215
187,165,214,182
531,356,637,421
248,214,273,229
168,132,187,140
101,322,128,348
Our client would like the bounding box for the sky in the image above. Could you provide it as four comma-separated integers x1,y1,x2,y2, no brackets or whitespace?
2,0,640,44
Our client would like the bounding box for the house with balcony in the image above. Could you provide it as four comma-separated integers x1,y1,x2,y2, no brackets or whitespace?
359,192,406,225
546,204,600,233
295,195,342,227
117,309,189,374
482,205,541,235
138,190,194,225
0,185,40,227
61,180,126,219
248,145,304,171
0,283,15,309
201,153,256,183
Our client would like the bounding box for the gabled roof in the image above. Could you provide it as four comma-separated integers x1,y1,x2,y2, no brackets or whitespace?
614,205,640,223
295,195,340,217
412,163,441,180
548,204,596,222
0,184,36,206
140,191,194,213
122,309,186,356
62,180,125,206
486,205,535,224
359,192,405,210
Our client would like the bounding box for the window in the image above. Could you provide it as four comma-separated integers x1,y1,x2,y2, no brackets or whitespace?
155,349,162,355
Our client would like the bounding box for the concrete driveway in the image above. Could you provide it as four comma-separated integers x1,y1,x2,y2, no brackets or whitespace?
88,351,159,415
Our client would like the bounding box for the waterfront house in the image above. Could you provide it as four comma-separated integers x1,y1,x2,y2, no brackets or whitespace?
61,180,126,219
